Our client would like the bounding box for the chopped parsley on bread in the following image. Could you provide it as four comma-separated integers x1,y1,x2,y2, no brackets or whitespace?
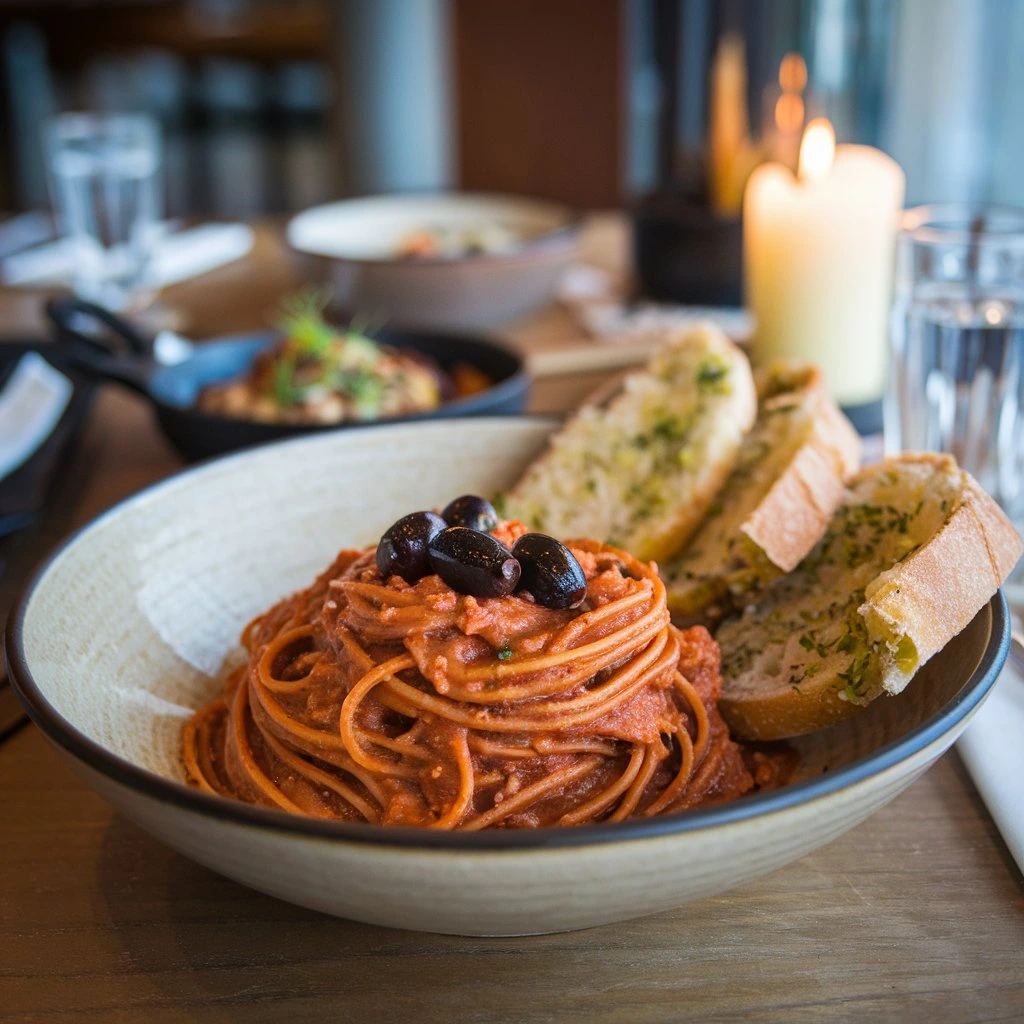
505,323,757,563
661,364,861,625
716,454,1022,740
505,331,1019,743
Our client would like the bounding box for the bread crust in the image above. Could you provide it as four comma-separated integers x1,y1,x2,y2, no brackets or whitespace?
665,364,861,625
860,464,1022,693
640,448,740,563
719,674,864,740
719,453,1022,740
740,382,861,572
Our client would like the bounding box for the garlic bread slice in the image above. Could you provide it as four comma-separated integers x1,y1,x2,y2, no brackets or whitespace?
662,364,860,625
506,323,757,563
717,454,1021,740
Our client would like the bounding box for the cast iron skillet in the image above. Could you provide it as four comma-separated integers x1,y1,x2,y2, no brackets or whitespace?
46,297,530,462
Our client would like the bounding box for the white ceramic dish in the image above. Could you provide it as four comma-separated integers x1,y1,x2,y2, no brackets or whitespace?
7,419,1010,936
286,194,581,330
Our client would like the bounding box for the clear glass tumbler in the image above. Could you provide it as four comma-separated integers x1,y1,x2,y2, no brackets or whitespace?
885,205,1024,532
46,112,162,311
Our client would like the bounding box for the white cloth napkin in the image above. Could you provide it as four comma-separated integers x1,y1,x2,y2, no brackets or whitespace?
144,223,254,287
559,263,755,344
0,237,77,287
577,300,755,343
957,650,1024,874
0,352,72,481
0,222,254,289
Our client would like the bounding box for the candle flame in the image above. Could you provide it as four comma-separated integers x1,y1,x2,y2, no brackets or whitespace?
798,117,835,183
778,53,807,93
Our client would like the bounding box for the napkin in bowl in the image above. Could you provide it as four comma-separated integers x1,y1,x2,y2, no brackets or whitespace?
0,348,93,538
0,351,72,482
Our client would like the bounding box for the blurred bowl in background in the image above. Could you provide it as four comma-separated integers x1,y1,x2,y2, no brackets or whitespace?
287,193,581,331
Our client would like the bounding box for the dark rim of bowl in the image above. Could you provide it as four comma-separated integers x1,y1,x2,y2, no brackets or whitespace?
4,422,1012,852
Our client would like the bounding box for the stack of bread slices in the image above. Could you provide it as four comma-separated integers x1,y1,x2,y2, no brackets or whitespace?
506,324,1021,740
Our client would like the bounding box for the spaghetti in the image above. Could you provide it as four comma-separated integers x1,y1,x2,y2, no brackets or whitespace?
183,521,755,828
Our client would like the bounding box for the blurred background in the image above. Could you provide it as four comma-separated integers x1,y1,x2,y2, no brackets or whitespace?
0,0,1020,219
2,0,1023,521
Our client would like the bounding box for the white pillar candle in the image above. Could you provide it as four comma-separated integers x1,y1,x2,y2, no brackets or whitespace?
743,119,905,407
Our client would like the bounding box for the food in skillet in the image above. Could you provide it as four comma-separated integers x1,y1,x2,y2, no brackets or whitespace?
198,294,490,425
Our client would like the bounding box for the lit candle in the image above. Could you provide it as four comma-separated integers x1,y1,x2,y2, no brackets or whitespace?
743,118,905,407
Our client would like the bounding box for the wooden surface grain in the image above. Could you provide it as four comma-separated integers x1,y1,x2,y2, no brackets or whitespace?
1,217,1022,1024
3,719,1022,1024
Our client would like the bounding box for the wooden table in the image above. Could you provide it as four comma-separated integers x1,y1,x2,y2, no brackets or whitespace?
2,220,1022,1024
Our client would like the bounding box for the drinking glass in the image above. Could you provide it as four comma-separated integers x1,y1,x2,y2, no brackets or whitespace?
46,112,162,311
885,205,1024,530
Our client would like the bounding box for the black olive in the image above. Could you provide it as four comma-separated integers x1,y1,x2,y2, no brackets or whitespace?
376,511,447,583
512,533,588,609
441,494,499,533
428,527,521,598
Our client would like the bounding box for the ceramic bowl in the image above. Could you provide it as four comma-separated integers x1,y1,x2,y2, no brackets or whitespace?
6,419,1010,936
286,194,581,330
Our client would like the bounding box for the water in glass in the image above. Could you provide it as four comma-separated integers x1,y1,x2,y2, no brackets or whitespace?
47,113,161,311
885,207,1024,528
